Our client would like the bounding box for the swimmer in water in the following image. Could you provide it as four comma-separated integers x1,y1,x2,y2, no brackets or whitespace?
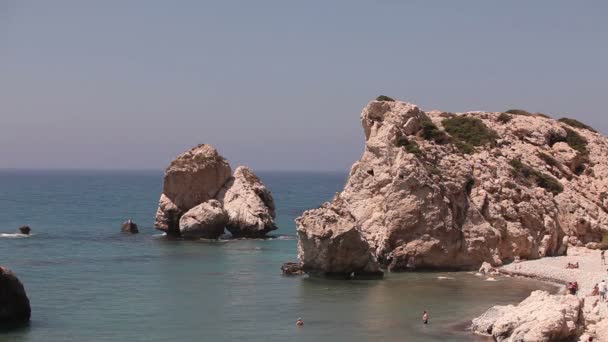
422,311,429,324
296,318,304,327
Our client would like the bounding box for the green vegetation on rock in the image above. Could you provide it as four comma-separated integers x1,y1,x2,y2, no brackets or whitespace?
564,128,588,154
497,113,512,124
442,116,498,146
559,118,597,133
505,109,533,116
396,136,422,156
509,159,563,195
376,95,395,102
420,119,450,144
537,152,560,168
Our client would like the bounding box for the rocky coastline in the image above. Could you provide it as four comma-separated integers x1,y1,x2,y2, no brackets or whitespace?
296,97,608,278
472,247,608,341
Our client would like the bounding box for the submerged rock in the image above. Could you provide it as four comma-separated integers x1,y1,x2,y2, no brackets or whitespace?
472,291,582,341
178,200,228,239
18,226,30,235
0,266,31,327
121,219,139,234
281,262,305,276
295,98,608,274
216,166,277,237
155,144,277,238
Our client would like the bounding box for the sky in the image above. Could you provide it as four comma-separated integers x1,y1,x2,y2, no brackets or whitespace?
1,1,606,171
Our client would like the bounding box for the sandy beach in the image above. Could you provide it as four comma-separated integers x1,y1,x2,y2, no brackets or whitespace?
499,247,607,296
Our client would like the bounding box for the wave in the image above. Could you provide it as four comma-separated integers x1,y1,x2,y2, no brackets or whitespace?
0,233,31,239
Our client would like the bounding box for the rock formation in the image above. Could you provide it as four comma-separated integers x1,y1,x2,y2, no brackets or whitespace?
121,219,138,234
472,291,583,341
155,144,277,238
0,266,31,327
178,200,228,239
296,98,608,275
18,226,30,235
216,166,277,237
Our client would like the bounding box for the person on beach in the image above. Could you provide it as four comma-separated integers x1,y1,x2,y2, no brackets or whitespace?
422,311,429,324
602,250,606,265
296,318,304,327
599,280,607,302
592,283,599,296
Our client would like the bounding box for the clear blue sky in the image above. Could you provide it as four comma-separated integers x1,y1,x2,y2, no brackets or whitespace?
1,1,606,171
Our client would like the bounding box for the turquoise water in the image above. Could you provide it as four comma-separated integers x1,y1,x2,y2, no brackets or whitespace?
0,170,554,341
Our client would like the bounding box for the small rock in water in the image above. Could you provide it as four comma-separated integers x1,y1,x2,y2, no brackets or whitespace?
485,277,497,281
475,272,484,277
121,219,139,234
281,262,305,276
18,226,31,235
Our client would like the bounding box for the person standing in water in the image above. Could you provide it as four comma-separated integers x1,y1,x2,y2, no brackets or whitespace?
296,318,304,327
422,311,429,324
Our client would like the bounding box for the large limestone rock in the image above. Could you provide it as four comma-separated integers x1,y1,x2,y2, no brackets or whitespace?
216,166,277,237
296,198,383,278
179,200,228,239
296,98,608,273
155,144,277,238
0,266,31,327
472,291,583,341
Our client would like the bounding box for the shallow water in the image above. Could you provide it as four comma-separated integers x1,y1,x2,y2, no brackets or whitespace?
0,170,554,341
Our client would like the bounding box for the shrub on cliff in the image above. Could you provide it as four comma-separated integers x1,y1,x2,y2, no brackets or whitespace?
396,137,421,155
497,113,512,124
505,109,532,116
509,159,563,195
559,118,597,133
420,119,450,144
376,95,395,102
442,116,498,146
564,128,588,154
537,152,560,168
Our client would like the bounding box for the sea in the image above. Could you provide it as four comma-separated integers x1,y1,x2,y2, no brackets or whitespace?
0,170,555,341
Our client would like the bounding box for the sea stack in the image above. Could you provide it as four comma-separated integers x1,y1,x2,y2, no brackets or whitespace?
0,266,31,327
295,97,608,275
121,219,139,234
155,144,277,238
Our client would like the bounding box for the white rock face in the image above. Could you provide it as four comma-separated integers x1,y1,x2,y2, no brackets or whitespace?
155,144,277,238
472,291,583,341
178,200,228,239
216,166,277,237
296,198,383,278
296,99,608,274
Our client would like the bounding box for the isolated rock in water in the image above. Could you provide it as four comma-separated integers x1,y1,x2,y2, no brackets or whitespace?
216,166,277,237
296,98,608,272
472,291,582,341
296,198,383,278
18,226,30,235
479,262,494,274
0,266,31,327
281,262,305,276
121,219,139,234
179,200,228,239
155,144,232,235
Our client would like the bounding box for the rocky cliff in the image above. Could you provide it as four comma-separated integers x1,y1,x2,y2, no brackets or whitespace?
155,144,277,238
296,98,608,276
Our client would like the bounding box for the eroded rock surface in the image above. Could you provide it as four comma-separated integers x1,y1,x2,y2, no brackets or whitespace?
216,166,277,237
296,98,608,274
179,200,228,239
155,144,276,238
472,291,583,341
